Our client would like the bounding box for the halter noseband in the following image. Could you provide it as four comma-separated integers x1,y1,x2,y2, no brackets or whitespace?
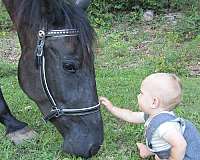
34,29,100,122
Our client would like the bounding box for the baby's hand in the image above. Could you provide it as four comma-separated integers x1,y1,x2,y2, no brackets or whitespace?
137,143,154,158
99,96,113,108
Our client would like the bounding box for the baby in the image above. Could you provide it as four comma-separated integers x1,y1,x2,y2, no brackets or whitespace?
100,73,200,160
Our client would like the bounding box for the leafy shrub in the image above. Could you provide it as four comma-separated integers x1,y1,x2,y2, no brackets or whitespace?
88,0,168,27
89,0,168,13
170,0,199,11
89,0,200,14
88,0,200,27
173,9,200,41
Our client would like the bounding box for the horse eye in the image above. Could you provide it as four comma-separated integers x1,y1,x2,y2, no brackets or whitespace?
63,63,76,73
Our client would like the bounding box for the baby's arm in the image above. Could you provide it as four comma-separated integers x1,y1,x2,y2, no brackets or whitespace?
162,129,187,160
99,97,145,124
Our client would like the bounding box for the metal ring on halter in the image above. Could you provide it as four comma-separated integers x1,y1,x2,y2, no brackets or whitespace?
39,30,45,38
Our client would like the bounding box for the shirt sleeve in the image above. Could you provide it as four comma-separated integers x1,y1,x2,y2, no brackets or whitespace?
157,121,181,138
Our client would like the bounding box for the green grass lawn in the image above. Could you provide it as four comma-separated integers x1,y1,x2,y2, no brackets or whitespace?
0,62,200,160
0,15,200,159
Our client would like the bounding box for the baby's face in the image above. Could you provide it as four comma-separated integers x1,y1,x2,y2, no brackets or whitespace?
137,80,155,113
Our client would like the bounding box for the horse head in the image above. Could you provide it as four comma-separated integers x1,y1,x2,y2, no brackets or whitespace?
12,0,103,158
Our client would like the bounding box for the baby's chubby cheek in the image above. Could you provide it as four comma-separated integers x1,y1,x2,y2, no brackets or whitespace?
139,105,144,112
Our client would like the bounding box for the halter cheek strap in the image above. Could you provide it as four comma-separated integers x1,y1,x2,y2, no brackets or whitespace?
34,29,100,122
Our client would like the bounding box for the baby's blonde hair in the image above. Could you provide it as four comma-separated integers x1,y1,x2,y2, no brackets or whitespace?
143,73,182,110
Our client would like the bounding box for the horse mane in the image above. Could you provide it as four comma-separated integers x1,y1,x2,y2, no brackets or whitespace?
16,0,95,61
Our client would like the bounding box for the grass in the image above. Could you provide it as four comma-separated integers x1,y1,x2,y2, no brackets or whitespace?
0,13,200,159
0,62,200,160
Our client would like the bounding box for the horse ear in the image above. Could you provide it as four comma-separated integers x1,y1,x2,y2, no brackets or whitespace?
75,0,91,11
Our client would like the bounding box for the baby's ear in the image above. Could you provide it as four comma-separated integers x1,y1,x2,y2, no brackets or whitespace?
151,97,160,109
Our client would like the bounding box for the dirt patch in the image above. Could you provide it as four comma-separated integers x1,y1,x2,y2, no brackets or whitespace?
0,32,20,63
189,63,200,76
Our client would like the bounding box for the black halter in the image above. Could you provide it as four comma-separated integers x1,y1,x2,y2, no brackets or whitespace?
34,28,100,122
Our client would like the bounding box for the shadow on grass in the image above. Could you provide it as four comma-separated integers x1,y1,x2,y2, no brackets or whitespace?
0,61,17,78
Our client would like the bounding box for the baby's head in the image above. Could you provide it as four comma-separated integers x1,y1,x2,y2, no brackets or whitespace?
137,73,182,114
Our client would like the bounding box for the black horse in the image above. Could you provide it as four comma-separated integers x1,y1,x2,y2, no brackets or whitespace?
1,0,103,158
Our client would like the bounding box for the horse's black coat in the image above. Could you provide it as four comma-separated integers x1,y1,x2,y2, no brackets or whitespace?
1,0,103,158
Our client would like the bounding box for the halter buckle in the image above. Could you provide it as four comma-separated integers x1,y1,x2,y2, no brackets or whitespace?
43,107,63,123
54,107,64,117
35,30,46,69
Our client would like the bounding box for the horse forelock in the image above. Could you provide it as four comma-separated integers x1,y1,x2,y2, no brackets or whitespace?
16,0,95,62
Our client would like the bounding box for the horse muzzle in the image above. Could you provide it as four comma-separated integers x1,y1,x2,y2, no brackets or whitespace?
50,110,103,158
